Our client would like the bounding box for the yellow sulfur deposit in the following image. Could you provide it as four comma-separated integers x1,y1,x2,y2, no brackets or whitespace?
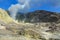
0,8,14,23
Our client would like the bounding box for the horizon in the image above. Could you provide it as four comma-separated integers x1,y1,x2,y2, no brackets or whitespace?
0,0,60,13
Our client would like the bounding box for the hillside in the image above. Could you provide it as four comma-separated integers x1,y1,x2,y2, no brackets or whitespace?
0,8,60,40
15,10,60,23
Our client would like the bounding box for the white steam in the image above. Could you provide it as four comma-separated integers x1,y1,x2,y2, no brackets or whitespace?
8,0,30,19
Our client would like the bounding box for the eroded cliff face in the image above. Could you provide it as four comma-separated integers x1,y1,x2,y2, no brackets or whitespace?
0,8,60,40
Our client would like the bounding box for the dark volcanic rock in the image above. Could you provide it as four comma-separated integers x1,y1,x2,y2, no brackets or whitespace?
25,10,60,23
12,10,60,23
16,12,25,22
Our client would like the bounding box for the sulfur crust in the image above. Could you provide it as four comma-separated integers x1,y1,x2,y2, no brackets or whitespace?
0,8,14,23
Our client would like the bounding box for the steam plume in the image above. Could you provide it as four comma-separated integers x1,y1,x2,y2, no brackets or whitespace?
8,0,30,19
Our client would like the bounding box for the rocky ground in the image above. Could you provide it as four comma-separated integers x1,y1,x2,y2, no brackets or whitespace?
0,22,60,40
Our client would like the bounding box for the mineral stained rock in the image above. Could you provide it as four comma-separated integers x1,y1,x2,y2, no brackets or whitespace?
0,8,60,40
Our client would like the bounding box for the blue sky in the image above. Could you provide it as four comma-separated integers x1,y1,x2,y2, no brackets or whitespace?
0,0,60,12
0,0,17,10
